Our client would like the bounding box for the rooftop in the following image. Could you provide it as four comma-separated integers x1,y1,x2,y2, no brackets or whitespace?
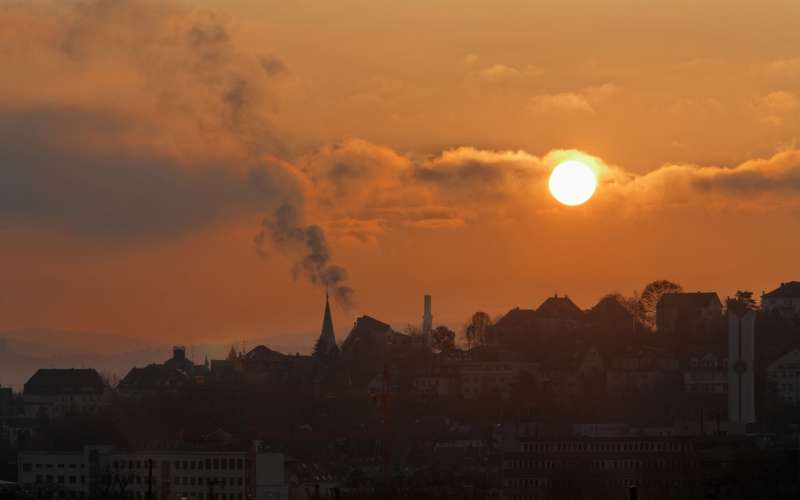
763,281,800,299
536,295,584,320
24,368,104,396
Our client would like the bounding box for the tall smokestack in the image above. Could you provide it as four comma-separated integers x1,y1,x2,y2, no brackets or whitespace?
422,294,433,346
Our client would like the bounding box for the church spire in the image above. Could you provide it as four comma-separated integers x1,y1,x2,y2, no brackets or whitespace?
313,292,339,360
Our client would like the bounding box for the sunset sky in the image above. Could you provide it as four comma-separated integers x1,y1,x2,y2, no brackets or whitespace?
2,0,800,348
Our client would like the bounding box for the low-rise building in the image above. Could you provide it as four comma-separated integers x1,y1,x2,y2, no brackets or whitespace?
656,292,722,336
459,362,538,400
23,369,107,419
684,353,728,395
412,375,453,397
502,436,701,500
18,445,288,500
0,384,14,416
119,346,210,397
607,352,681,394
761,281,800,318
766,349,800,405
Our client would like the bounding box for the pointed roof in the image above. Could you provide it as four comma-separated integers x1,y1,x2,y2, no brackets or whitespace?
314,294,339,359
226,346,238,361
536,295,583,320
586,295,634,324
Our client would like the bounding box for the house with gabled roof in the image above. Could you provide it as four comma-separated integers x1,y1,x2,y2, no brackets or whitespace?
23,368,107,418
656,292,722,336
762,281,800,318
535,294,584,335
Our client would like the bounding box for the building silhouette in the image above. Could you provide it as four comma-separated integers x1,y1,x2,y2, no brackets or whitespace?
312,294,339,361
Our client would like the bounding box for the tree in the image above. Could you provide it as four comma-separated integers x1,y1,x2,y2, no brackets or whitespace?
727,290,757,316
639,280,683,330
403,324,422,337
464,312,492,349
431,326,455,352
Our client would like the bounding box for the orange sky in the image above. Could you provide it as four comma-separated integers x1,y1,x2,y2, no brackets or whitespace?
2,0,800,349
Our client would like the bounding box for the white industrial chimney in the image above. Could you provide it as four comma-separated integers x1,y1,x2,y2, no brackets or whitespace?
422,294,433,346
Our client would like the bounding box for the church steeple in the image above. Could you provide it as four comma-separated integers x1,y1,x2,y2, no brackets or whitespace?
313,292,339,360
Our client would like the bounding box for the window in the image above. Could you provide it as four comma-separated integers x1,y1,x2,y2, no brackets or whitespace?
22,463,32,472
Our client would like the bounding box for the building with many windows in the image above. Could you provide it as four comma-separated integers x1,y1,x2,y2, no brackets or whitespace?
18,445,287,500
767,349,800,405
459,362,538,400
502,436,701,500
684,353,728,395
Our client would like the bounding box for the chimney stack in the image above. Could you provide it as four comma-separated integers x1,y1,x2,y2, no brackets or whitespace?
422,294,433,345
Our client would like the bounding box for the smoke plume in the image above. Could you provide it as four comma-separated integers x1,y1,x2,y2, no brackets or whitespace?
256,204,354,307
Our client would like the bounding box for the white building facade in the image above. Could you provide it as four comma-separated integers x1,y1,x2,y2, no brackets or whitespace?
767,349,800,405
18,446,287,500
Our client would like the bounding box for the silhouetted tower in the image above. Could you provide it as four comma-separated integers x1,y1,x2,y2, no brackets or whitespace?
313,293,340,361
422,294,433,346
728,309,756,426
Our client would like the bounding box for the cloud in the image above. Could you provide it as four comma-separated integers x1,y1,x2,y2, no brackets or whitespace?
753,91,800,127
529,83,616,113
293,139,800,240
0,0,298,238
601,149,800,211
478,64,521,82
466,62,543,84
260,55,288,77
0,107,299,238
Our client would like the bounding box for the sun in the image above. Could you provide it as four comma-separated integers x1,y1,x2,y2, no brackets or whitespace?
548,160,598,206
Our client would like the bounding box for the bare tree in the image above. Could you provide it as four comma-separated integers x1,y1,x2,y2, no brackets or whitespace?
431,326,456,352
403,324,422,337
639,280,683,330
727,290,757,316
464,312,492,350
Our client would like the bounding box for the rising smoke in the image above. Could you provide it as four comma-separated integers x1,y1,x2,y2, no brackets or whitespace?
255,204,354,307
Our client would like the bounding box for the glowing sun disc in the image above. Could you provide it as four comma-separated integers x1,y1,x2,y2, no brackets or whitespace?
548,160,597,206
